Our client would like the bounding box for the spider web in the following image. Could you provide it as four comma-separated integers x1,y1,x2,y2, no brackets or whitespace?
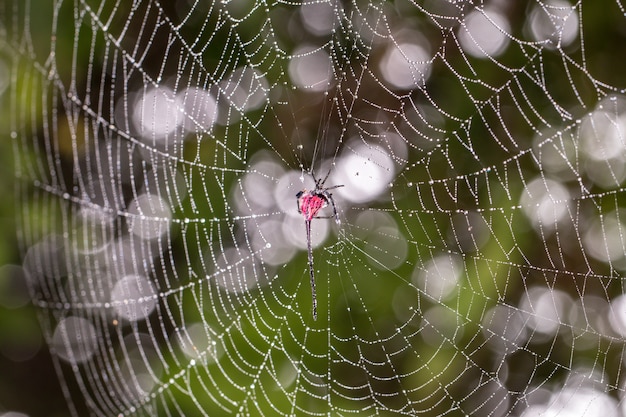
3,0,626,415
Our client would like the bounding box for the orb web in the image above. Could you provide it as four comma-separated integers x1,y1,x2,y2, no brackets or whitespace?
2,0,626,416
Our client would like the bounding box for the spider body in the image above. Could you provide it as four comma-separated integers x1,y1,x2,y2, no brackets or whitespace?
296,190,330,221
296,177,343,320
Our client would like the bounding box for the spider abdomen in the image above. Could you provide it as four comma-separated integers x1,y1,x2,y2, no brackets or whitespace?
297,191,329,221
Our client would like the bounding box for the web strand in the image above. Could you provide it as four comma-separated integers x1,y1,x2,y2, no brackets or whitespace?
3,0,626,416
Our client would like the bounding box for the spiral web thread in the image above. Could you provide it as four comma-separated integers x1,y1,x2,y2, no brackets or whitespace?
3,0,626,416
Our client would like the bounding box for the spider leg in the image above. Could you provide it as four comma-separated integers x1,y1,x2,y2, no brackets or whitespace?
305,219,317,320
324,184,344,191
296,191,304,214
327,193,341,224
320,168,333,187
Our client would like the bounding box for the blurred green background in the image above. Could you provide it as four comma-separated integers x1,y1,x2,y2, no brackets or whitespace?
0,61,69,416
2,0,626,416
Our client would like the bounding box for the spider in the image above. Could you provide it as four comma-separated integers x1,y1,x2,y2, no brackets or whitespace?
296,174,343,320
